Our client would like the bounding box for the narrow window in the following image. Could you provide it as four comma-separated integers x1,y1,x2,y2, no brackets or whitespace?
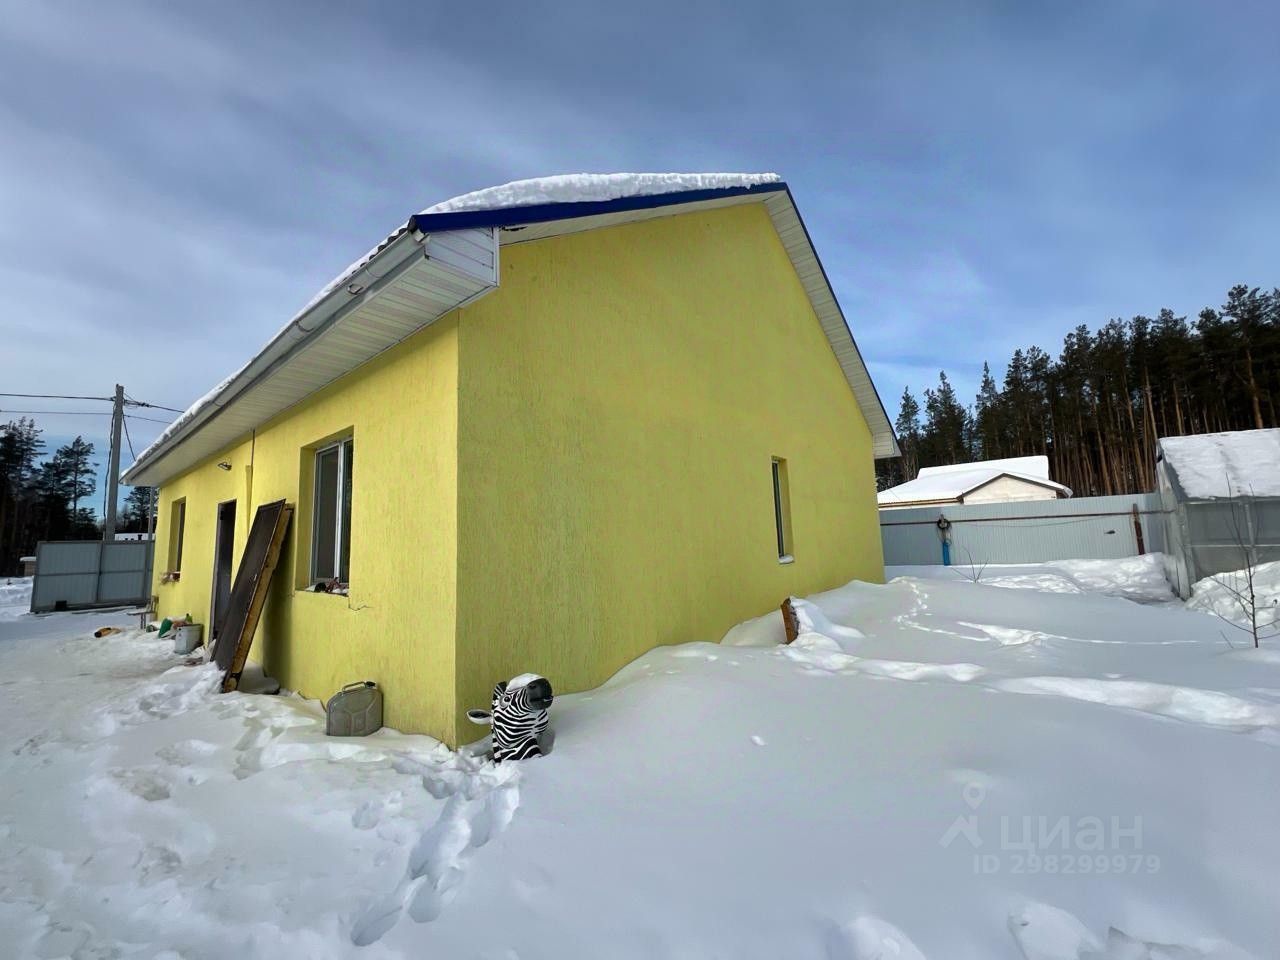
311,438,354,585
772,457,793,562
168,499,186,573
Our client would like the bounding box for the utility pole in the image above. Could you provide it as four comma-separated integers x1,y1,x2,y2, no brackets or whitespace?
103,383,124,541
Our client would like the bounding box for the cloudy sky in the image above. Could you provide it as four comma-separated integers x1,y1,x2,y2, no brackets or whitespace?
1,1,1276,511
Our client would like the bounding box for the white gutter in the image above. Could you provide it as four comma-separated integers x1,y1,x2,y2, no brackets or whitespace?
122,227,498,486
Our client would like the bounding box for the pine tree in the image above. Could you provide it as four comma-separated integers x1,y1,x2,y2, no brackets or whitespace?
921,371,970,466
885,283,1278,497
51,437,97,520
0,419,46,571
121,486,154,533
973,362,1001,460
1220,285,1267,430
894,387,922,481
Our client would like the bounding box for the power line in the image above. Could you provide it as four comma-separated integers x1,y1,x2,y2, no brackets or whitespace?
0,393,113,402
121,415,137,460
123,392,185,414
128,401,184,413
0,409,172,425
0,409,113,416
0,391,185,413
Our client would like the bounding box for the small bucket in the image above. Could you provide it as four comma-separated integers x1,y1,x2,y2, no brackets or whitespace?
172,623,203,655
326,681,383,737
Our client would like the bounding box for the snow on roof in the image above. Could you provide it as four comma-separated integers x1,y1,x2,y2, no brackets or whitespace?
126,171,901,481
1158,429,1280,500
420,172,781,215
916,455,1051,481
129,366,248,473
878,457,1070,506
127,174,784,476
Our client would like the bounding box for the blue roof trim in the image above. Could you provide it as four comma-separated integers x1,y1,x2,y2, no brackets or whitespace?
406,181,788,234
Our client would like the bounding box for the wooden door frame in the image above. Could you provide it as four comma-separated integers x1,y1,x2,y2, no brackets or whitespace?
209,498,237,640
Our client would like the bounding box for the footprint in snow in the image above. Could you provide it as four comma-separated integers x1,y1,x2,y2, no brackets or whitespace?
350,764,521,946
1009,901,1254,960
825,916,926,960
1009,902,1098,959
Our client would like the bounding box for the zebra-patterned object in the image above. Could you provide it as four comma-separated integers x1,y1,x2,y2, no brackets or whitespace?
466,673,553,762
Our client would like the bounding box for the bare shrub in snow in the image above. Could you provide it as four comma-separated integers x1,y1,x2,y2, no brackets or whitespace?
954,548,988,584
1201,489,1279,648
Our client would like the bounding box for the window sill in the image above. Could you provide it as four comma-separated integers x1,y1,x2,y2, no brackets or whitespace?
778,555,795,565
306,582,350,596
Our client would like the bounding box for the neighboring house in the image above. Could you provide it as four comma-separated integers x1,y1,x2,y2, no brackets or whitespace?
113,532,154,542
1156,429,1280,598
121,172,897,746
19,556,36,577
878,455,1071,510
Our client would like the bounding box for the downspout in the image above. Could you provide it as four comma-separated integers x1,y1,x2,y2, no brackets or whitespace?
245,429,256,535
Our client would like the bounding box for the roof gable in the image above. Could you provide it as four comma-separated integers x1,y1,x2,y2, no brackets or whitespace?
879,462,1071,506
917,455,1050,481
123,174,897,486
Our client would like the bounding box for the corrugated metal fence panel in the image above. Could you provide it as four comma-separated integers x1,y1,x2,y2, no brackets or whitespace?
879,493,1166,566
100,540,151,573
30,540,153,612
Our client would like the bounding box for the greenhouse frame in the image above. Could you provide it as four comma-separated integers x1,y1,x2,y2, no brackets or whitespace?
1156,429,1280,599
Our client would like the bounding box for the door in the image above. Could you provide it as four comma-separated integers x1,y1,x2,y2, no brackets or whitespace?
211,500,237,640
214,499,293,691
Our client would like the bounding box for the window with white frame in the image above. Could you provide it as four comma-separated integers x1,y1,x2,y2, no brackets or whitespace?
772,457,793,562
168,498,186,573
311,438,353,585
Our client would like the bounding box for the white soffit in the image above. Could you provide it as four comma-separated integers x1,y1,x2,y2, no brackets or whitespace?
122,228,498,486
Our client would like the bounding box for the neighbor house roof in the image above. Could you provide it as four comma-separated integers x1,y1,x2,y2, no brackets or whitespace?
878,455,1071,507
1157,429,1280,500
122,173,898,486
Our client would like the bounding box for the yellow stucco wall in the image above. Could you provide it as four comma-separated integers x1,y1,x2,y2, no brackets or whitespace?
148,201,884,747
453,203,883,734
151,315,460,743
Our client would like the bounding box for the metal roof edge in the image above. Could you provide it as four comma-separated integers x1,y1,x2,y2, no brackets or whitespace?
773,185,899,457
406,182,788,235
877,496,963,509
120,231,427,485
127,178,901,483
409,183,899,457
960,472,1072,498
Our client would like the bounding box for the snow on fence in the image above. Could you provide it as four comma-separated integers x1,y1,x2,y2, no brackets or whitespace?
879,493,1165,567
29,539,153,613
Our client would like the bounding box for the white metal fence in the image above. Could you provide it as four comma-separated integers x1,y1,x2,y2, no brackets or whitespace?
29,540,153,613
879,493,1166,567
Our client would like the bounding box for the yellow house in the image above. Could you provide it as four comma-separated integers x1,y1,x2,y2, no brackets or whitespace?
121,173,898,746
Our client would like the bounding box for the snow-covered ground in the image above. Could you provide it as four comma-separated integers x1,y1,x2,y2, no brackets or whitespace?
0,576,32,619
886,554,1178,603
1186,559,1280,641
1,558,1278,959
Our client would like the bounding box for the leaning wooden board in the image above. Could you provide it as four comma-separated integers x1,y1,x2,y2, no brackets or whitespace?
213,499,293,693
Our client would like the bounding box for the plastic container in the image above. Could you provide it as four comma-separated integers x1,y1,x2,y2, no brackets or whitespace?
172,623,203,655
326,681,383,737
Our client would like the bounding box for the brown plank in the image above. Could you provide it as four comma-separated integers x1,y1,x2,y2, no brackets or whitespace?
213,499,293,693
780,598,799,644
